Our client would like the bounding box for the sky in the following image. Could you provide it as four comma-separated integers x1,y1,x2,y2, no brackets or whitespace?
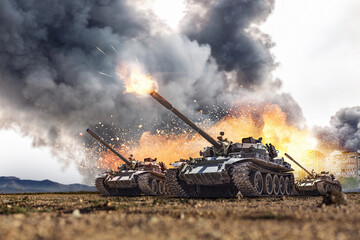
0,0,359,184
260,0,360,127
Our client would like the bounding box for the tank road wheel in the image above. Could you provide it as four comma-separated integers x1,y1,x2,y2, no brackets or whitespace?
284,177,291,195
250,171,263,195
263,173,273,195
272,175,280,195
150,179,159,194
279,176,285,195
158,181,165,195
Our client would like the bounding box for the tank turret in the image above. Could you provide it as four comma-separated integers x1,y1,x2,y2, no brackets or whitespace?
150,91,284,160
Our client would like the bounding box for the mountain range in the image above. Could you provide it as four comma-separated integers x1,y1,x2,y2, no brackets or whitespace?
0,176,96,193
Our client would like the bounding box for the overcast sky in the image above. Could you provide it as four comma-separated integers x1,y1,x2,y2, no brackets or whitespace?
0,0,359,184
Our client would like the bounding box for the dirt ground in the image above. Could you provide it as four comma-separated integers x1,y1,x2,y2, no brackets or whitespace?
0,193,359,240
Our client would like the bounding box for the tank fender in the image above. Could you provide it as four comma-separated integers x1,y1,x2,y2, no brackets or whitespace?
224,158,248,167
131,171,146,176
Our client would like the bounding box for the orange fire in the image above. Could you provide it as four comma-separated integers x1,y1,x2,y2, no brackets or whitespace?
98,103,330,178
117,63,158,95
99,63,336,178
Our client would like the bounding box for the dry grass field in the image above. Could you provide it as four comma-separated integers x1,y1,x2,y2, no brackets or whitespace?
0,193,359,240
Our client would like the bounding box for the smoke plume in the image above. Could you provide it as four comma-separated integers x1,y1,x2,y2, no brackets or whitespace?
181,0,275,88
315,106,360,152
0,0,307,183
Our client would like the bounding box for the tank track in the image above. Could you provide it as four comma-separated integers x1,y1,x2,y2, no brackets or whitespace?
231,162,294,197
166,163,294,198
138,173,158,195
231,162,260,197
95,177,110,196
165,169,189,197
297,182,342,196
317,182,326,195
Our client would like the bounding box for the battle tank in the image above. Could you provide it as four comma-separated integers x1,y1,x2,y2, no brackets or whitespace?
87,129,167,196
284,153,342,195
149,91,295,197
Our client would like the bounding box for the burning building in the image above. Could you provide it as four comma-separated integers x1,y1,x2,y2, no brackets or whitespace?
326,151,360,179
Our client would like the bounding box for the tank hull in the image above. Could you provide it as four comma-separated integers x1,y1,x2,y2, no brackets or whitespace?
166,157,294,198
95,170,167,196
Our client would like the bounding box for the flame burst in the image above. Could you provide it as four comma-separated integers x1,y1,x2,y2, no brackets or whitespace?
117,63,158,95
101,63,337,178
98,103,329,178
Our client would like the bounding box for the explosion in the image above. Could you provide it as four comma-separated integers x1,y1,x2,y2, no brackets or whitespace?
117,63,158,95
96,63,341,179
98,98,328,178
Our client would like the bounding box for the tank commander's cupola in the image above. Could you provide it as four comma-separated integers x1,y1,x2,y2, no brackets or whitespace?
217,131,227,141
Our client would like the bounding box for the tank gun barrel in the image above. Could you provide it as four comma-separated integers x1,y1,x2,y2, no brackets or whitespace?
285,153,314,178
150,91,222,149
86,129,131,165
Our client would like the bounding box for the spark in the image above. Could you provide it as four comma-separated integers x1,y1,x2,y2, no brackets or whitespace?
98,72,114,79
96,46,107,56
110,44,119,55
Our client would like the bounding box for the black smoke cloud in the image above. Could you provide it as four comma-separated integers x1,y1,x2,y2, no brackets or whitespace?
181,0,275,88
315,106,360,152
0,0,304,183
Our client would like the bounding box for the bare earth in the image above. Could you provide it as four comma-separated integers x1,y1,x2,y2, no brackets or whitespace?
0,193,359,240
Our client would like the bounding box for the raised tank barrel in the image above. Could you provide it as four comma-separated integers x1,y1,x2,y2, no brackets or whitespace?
150,91,222,149
86,129,131,165
285,153,314,178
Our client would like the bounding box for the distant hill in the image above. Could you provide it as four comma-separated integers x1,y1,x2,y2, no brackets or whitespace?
0,176,97,193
